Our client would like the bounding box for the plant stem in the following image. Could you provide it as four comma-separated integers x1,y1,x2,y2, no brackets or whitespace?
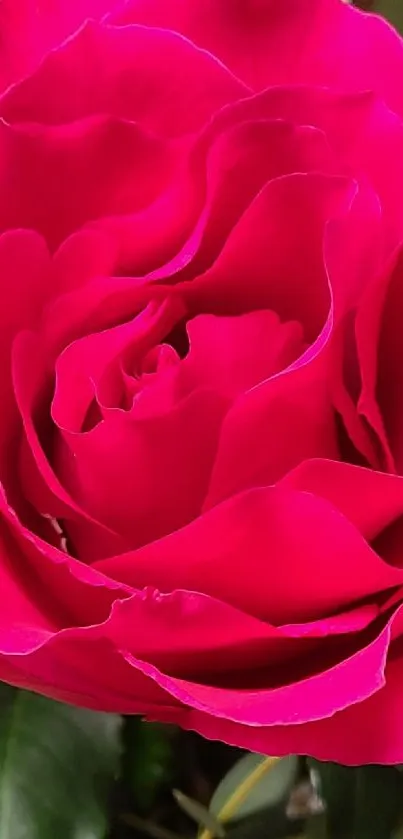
199,755,281,839
121,812,187,839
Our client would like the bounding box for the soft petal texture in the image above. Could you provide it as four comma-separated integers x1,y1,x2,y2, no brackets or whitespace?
12,330,129,560
0,0,114,93
0,231,52,503
0,22,249,136
159,649,403,765
0,0,403,768
281,459,403,542
178,311,304,399
109,0,403,113
54,390,228,554
213,86,403,250
201,174,381,502
361,248,403,472
95,487,403,624
0,117,179,250
125,613,393,726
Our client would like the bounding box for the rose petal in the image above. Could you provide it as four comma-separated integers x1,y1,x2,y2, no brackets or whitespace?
95,486,403,624
217,87,403,250
0,485,131,632
124,609,394,726
153,119,337,287
109,0,403,113
179,173,366,338
0,483,389,723
362,248,403,472
201,173,381,501
0,22,249,135
177,311,303,399
54,389,228,554
0,482,381,689
12,330,129,559
90,117,337,280
51,298,182,432
281,459,403,543
160,640,403,765
0,231,51,491
0,116,178,249
0,0,114,93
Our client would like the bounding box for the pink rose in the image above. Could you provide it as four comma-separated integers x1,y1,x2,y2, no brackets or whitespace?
2,0,403,764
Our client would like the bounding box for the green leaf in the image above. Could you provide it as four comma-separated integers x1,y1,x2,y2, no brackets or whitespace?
309,761,402,839
124,719,174,811
226,806,303,839
308,760,356,839
374,1,403,33
210,754,298,822
0,684,122,839
305,813,327,839
354,766,401,839
173,789,225,836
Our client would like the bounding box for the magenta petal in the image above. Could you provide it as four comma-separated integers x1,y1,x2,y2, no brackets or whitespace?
109,0,403,112
0,231,51,484
1,488,381,699
54,389,228,551
95,486,403,624
0,116,178,249
281,460,403,543
103,590,380,674
87,117,336,281
179,311,303,399
0,627,166,714
12,330,128,559
0,22,249,135
181,173,356,338
124,609,393,726
363,248,403,472
0,519,56,641
51,299,181,431
202,173,381,500
216,87,403,250
160,644,403,765
0,0,114,92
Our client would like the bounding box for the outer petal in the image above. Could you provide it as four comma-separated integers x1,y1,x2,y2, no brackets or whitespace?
90,117,337,278
125,613,394,727
0,231,52,498
364,248,403,472
196,173,380,500
0,117,178,249
0,22,249,136
281,459,403,542
109,0,403,111
215,87,403,250
94,486,403,624
0,0,115,93
0,485,380,685
12,331,130,559
163,646,403,766
179,173,378,340
0,484,397,735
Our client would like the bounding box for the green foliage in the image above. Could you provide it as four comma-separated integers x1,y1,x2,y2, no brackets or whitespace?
124,719,174,812
309,760,402,839
174,789,224,836
210,754,298,822
0,684,121,839
373,1,403,32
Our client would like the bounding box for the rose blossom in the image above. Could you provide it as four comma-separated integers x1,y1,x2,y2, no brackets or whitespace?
2,0,403,764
